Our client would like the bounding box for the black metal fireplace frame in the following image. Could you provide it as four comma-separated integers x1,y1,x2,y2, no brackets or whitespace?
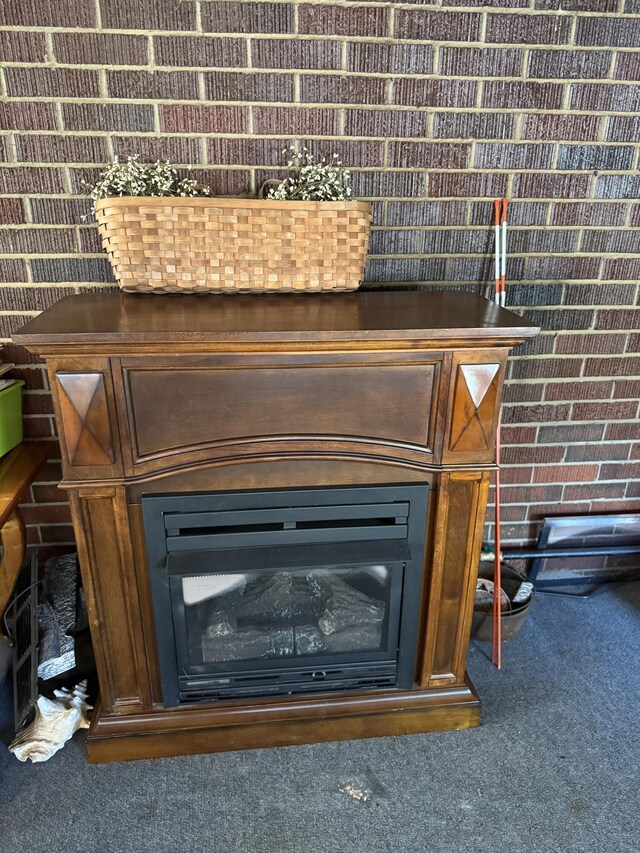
143,484,429,707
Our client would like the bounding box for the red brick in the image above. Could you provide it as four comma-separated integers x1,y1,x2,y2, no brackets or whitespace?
433,112,515,140
555,334,626,356
8,366,46,390
344,109,428,139
571,84,640,113
595,310,640,331
395,10,481,42
448,0,528,5
16,134,108,164
564,483,626,501
533,464,599,484
510,359,583,380
537,0,617,9
558,144,634,172
526,502,591,520
596,171,640,201
112,136,202,165
551,202,626,227
576,16,640,48
563,284,635,306
21,392,54,416
39,525,75,544
394,79,477,108
502,404,570,424
0,198,25,225
503,384,545,404
253,106,340,136
606,116,640,142
429,172,508,199
585,356,640,377
100,0,195,30
0,167,66,194
160,105,248,134
500,485,563,503
614,53,640,82
5,67,100,99
589,498,640,512
1,228,76,254
528,49,610,80
494,505,529,523
1,0,95,26
201,2,293,34
348,42,433,75
32,485,68,503
486,12,571,44
500,426,538,445
600,462,640,480
207,71,294,103
545,381,613,401
53,32,148,65
512,173,591,199
566,444,631,463
252,39,340,70
0,286,76,312
22,416,54,438
299,4,387,37
530,257,602,282
0,30,45,62
387,142,470,169
386,201,467,227
520,113,601,141
62,103,155,132
573,401,638,421
440,47,522,78
538,423,605,443
447,256,524,282
502,446,565,466
499,466,533,485
301,75,386,106
627,334,640,353
606,422,640,441
107,70,199,100
155,36,247,67
604,258,640,280
0,102,57,132
351,171,425,198
474,143,554,171
614,379,640,398
483,81,563,110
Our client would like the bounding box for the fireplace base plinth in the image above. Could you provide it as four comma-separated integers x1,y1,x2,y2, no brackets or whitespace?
86,676,480,763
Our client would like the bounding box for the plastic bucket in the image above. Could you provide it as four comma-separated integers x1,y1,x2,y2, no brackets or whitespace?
472,563,534,642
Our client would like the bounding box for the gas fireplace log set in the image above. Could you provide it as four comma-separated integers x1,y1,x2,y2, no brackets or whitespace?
13,289,538,763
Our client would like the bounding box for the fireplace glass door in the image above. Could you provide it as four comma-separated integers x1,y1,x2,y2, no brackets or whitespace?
143,485,428,706
175,561,401,669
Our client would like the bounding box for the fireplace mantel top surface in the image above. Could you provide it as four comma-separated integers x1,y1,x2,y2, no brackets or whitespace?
14,288,538,350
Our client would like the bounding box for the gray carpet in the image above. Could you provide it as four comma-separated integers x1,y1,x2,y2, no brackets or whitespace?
1,583,638,853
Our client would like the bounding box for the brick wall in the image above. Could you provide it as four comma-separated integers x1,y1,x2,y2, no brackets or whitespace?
1,0,639,553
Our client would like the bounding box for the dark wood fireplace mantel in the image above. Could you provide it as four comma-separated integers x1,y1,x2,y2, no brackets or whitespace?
14,289,538,763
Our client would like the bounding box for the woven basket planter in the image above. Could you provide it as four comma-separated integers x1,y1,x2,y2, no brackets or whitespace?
95,196,372,294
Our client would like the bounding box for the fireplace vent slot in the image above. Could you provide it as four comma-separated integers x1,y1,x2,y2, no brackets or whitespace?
164,501,410,553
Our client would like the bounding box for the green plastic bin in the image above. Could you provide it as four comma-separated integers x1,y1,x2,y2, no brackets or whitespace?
0,380,25,458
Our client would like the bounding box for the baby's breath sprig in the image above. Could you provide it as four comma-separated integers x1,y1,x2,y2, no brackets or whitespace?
84,156,212,215
267,146,352,202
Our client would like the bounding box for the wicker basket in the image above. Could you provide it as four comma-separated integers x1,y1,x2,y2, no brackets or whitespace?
95,196,372,294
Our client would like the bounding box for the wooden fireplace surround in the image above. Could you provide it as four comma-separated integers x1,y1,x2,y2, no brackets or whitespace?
14,289,538,763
